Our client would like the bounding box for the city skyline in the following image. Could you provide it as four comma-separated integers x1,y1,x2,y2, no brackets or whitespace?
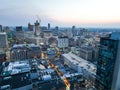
0,0,120,28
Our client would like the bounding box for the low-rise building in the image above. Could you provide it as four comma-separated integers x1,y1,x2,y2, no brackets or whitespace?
58,36,69,48
79,46,93,61
27,44,41,59
0,50,6,63
10,44,27,61
69,38,76,47
62,52,96,81
0,60,32,90
10,44,41,61
25,36,45,46
0,57,84,90
47,48,56,60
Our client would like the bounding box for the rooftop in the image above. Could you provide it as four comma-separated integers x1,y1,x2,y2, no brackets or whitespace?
27,43,36,47
62,52,96,75
13,44,26,48
2,60,30,76
42,29,52,32
111,32,120,40
58,36,68,38
0,32,7,35
80,46,93,52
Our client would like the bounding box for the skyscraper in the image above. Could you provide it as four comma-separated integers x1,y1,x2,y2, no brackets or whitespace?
95,32,120,90
0,32,8,49
28,23,33,31
0,25,2,32
16,26,22,31
34,20,41,36
48,23,50,30
72,25,77,36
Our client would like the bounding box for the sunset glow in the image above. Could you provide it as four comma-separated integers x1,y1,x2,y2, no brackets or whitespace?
0,0,120,27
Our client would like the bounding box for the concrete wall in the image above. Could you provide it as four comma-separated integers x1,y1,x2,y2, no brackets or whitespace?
79,48,93,61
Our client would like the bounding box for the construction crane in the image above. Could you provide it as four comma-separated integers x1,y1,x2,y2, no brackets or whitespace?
36,15,41,23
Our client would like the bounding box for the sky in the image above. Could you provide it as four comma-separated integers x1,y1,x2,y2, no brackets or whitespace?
0,0,120,28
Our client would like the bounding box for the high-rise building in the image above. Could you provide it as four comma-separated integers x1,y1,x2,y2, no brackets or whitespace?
0,32,8,49
28,23,33,31
48,23,50,30
95,32,120,90
34,20,41,36
0,25,2,32
52,26,59,36
3,26,10,34
16,26,22,31
72,25,77,36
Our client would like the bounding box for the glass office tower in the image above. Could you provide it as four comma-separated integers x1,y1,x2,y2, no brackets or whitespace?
95,37,119,90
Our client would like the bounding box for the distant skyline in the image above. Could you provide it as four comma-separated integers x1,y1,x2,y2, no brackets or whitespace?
0,0,120,28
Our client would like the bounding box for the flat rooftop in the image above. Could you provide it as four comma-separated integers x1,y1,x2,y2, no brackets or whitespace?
2,60,31,76
62,52,96,75
111,32,120,40
13,44,26,48
0,32,6,35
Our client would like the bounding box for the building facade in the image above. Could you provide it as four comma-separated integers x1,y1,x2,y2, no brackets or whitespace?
0,25,2,32
0,32,8,49
28,23,34,31
79,46,93,61
96,33,120,90
66,29,73,38
10,44,27,61
16,26,22,31
52,26,59,36
62,52,96,82
0,50,6,63
27,44,41,59
48,23,50,30
0,60,32,90
34,20,41,36
58,36,69,48
10,44,41,61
